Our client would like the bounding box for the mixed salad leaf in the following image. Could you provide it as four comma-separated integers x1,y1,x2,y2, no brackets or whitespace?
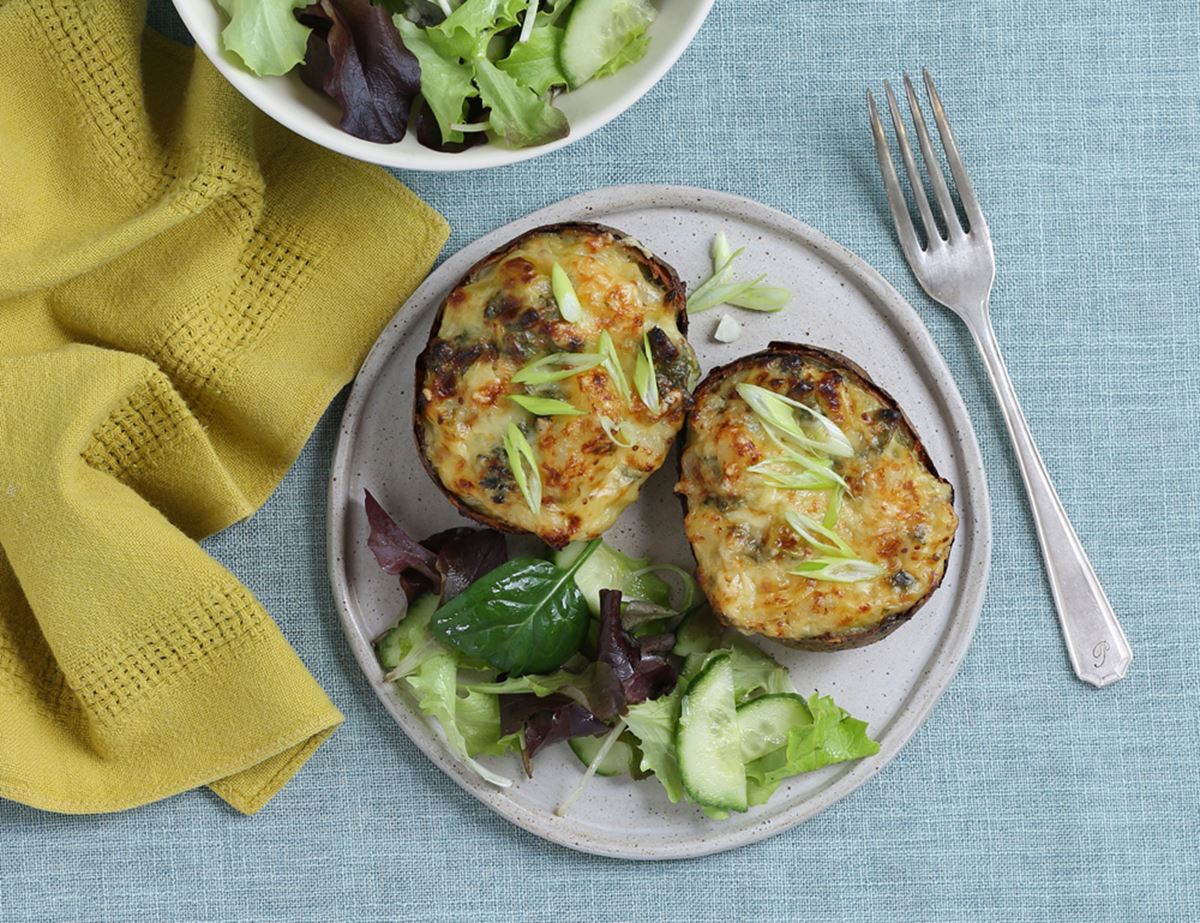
216,0,657,149
296,0,422,143
364,490,880,817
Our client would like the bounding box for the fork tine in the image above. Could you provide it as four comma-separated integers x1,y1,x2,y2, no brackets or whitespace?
922,68,987,233
883,80,940,247
902,73,962,238
867,89,923,264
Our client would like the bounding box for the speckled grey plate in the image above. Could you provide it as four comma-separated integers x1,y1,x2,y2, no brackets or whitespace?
327,186,991,860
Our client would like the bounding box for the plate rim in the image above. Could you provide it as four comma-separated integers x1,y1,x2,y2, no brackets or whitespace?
326,184,992,860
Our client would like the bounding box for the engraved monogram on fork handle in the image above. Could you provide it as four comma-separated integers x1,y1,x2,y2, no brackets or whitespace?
867,70,1132,687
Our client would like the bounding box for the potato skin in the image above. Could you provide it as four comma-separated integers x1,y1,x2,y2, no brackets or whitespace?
414,222,692,547
677,342,957,651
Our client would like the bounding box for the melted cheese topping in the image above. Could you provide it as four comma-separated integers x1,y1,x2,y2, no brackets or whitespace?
418,226,696,547
676,353,957,645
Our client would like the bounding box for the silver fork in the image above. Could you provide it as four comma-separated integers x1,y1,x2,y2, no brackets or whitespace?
867,70,1132,687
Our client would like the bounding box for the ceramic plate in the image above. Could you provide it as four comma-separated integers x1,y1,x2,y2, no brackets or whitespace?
327,186,991,859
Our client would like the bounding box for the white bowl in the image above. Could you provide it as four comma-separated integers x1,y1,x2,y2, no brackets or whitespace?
171,0,714,171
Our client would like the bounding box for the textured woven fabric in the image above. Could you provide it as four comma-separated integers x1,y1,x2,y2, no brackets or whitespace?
1,0,1197,919
0,0,446,817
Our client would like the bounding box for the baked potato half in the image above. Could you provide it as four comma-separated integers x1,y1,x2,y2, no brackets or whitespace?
415,222,698,548
675,343,957,650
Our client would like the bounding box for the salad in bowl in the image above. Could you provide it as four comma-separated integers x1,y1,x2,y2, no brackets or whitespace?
175,0,713,169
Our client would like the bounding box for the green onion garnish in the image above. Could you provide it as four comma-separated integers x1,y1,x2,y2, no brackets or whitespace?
597,330,631,403
727,284,790,312
784,510,856,558
686,246,745,314
687,235,792,314
736,382,853,459
551,263,583,323
503,423,541,514
711,231,732,267
512,352,604,385
790,557,885,583
747,460,840,491
598,414,636,448
823,487,843,529
633,333,660,414
508,394,586,416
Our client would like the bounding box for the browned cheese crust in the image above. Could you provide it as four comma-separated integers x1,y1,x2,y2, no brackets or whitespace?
415,223,697,547
675,343,958,649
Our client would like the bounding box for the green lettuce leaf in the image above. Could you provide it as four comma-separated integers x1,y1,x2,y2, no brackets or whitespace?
594,31,650,79
217,0,311,77
395,18,478,144
473,57,569,148
497,25,568,95
728,636,794,704
623,688,685,802
404,650,519,759
432,0,527,59
744,693,880,805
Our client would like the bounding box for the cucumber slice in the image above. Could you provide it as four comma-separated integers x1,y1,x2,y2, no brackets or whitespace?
736,694,811,762
376,594,439,670
569,733,640,777
560,0,656,89
551,539,669,616
677,652,747,812
673,605,725,657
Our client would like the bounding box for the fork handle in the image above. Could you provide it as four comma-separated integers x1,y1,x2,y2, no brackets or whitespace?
967,308,1132,687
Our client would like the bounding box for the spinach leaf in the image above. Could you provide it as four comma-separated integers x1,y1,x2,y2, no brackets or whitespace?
429,539,601,674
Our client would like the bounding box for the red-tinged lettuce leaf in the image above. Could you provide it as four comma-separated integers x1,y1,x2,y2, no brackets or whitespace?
364,490,508,604
422,526,508,603
364,489,438,580
597,589,677,706
295,0,419,143
499,692,607,765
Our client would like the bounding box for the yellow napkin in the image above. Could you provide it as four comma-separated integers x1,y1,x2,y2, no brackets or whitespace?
0,0,448,814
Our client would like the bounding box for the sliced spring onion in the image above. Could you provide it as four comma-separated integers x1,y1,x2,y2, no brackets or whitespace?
686,250,747,314
503,423,542,514
508,394,586,416
630,563,699,613
711,231,732,267
551,262,583,323
790,556,885,583
736,382,854,459
726,284,790,312
598,414,636,448
597,330,631,403
752,443,850,492
713,313,742,343
512,352,604,385
688,234,792,314
823,487,843,529
633,333,660,414
784,510,855,558
517,0,539,43
747,461,839,491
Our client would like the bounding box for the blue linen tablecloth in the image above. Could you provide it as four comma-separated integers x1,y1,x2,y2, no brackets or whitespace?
2,1,1197,920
